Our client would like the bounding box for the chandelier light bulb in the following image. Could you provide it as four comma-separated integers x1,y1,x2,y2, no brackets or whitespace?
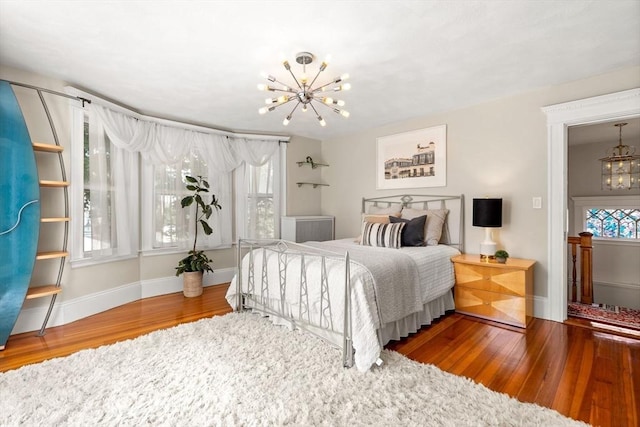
258,107,268,115
277,95,289,103
336,100,345,107
283,115,291,126
323,97,334,105
302,104,308,112
318,116,326,127
340,110,350,118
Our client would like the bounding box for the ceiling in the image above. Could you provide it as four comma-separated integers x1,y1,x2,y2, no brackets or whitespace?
1,0,639,141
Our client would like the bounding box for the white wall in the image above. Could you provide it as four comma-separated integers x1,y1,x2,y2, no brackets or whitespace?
285,135,323,216
320,66,640,306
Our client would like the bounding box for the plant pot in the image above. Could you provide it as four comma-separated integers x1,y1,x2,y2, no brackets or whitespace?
496,257,507,264
183,271,204,297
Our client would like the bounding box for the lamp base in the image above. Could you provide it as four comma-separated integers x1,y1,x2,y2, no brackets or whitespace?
479,241,497,262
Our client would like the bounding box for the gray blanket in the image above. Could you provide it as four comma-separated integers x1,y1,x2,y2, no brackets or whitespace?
305,240,423,324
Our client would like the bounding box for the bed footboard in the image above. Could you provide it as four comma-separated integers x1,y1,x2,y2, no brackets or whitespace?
235,239,354,368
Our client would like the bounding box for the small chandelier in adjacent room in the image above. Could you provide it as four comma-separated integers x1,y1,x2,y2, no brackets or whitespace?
258,52,350,127
600,122,640,190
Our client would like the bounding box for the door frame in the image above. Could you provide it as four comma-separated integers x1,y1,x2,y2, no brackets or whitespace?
542,88,640,322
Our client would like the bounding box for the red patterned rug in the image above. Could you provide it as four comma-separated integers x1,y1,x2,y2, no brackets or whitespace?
568,302,640,331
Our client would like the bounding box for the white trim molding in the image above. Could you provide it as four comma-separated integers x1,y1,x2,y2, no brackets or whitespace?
542,88,640,323
11,268,236,335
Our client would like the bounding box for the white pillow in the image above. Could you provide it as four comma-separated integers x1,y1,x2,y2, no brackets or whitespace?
360,221,405,249
401,208,449,246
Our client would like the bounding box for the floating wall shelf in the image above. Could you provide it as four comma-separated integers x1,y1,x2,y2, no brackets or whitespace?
296,182,329,188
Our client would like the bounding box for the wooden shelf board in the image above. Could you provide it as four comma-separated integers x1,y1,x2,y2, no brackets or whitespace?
36,251,68,260
40,217,70,223
26,285,61,300
39,180,69,188
32,142,63,153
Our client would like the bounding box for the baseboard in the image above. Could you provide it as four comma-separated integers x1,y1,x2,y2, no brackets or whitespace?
11,267,236,336
533,295,549,320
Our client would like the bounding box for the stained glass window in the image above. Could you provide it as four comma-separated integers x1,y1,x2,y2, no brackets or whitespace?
585,208,640,239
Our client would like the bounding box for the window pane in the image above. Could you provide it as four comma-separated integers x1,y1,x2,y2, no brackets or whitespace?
83,121,114,254
152,153,207,248
246,161,275,239
585,208,640,239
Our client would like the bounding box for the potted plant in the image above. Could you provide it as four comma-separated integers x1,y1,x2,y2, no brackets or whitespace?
175,175,222,297
494,250,509,264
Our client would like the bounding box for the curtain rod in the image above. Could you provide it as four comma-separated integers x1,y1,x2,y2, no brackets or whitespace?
64,85,290,143
2,79,91,107
4,79,290,143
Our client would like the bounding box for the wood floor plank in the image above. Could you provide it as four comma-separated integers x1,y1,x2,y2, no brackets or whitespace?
1,284,638,427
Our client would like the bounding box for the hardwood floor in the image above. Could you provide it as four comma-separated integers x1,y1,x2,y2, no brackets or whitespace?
2,284,638,427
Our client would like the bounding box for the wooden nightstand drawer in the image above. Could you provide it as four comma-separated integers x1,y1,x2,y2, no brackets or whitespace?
455,286,526,327
453,263,526,297
451,254,535,328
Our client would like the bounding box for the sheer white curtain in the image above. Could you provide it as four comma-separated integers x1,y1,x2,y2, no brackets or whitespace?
78,106,139,260
92,104,282,250
235,144,283,240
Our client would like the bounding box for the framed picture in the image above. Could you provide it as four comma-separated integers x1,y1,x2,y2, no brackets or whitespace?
376,125,447,190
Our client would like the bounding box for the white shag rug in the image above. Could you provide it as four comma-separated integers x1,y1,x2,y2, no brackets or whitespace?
0,312,587,427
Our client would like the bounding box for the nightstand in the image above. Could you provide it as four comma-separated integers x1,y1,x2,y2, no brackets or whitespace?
451,254,536,328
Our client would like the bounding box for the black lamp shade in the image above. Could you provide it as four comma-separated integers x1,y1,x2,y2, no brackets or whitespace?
473,198,502,227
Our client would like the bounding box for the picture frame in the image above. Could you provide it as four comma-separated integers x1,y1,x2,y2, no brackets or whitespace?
376,125,447,190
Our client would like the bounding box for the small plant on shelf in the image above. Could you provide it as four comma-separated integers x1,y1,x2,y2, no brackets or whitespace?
494,250,509,263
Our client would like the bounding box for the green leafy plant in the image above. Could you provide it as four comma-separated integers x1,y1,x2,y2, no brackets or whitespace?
494,250,509,259
175,175,222,276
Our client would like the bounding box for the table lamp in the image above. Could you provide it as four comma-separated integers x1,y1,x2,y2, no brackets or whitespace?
472,198,502,260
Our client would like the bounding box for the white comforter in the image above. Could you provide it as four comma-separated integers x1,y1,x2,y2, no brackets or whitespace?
226,239,459,371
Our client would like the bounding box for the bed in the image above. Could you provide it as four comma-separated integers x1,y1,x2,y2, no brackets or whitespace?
226,194,464,372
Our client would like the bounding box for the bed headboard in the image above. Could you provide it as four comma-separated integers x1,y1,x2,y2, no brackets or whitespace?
361,194,464,252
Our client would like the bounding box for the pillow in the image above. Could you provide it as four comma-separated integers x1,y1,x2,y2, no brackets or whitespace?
355,213,402,243
360,221,405,249
401,208,449,246
389,215,427,247
362,213,394,224
367,205,402,216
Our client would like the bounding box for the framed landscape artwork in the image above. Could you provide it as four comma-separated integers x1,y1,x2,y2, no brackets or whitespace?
376,125,447,189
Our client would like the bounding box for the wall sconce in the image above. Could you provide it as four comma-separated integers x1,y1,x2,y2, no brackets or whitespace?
473,198,503,260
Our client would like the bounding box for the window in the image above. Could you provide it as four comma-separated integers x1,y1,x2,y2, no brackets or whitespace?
246,160,276,239
585,208,640,238
146,152,219,250
70,106,139,264
235,145,284,240
572,196,640,244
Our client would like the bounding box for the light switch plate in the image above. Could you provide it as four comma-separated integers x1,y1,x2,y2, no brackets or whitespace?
532,197,542,209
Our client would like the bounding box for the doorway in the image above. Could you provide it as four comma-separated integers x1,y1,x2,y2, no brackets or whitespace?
543,88,640,323
566,119,640,331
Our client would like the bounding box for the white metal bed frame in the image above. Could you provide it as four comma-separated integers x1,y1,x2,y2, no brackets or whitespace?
234,194,464,369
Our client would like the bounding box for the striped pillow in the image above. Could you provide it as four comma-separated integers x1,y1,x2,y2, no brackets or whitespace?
360,221,405,249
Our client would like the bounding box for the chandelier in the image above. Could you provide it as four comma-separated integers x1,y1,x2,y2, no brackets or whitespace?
258,52,350,127
600,122,640,190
